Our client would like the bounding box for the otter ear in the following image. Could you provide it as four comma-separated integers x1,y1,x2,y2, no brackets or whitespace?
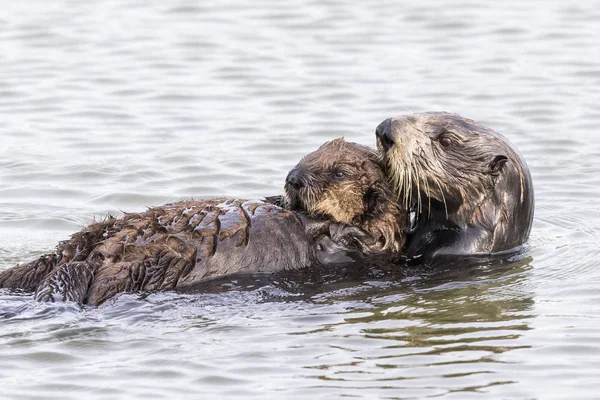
489,155,508,175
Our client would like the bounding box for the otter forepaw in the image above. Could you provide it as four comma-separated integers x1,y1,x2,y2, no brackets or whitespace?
329,224,380,253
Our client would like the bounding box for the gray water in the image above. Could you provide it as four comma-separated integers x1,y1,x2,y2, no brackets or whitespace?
1,1,599,399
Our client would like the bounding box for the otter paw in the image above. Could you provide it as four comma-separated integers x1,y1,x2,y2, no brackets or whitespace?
329,224,379,253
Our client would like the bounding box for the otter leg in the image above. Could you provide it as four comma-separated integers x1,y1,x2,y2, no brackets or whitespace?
0,254,58,291
34,261,94,304
85,261,146,306
85,245,197,306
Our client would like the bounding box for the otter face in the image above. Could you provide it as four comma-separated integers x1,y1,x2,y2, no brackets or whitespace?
284,138,405,252
285,139,385,224
375,112,534,253
376,113,521,213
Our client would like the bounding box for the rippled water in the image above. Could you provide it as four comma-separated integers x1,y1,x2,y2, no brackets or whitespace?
2,1,600,399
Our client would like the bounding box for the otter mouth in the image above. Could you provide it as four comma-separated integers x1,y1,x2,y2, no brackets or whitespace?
283,182,315,215
283,189,304,212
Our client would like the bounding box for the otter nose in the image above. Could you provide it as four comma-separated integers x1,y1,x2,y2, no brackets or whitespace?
376,118,395,151
286,169,305,191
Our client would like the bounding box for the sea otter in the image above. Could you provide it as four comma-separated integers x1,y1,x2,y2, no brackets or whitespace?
375,112,534,258
0,139,405,305
276,138,404,254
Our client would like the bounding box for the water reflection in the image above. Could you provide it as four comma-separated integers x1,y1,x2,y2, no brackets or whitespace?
0,251,566,398
302,256,535,396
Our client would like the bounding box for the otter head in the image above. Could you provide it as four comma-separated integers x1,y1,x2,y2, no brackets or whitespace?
284,138,405,252
376,112,534,254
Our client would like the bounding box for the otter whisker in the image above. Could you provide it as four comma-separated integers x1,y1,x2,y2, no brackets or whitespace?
410,161,415,213
405,159,412,211
407,160,413,210
394,171,403,203
400,161,406,206
432,175,448,219
390,153,404,203
396,156,404,206
406,157,412,211
421,163,432,218
413,161,422,215
396,154,404,200
413,157,429,218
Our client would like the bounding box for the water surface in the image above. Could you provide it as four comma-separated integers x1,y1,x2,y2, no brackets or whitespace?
1,1,600,399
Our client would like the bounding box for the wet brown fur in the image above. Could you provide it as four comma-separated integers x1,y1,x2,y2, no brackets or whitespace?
0,199,320,305
0,140,406,305
376,112,534,256
284,138,406,253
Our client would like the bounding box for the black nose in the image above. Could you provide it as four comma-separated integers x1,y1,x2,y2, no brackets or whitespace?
286,169,305,191
375,119,395,151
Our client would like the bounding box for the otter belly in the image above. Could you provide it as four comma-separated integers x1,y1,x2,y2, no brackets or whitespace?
176,199,318,287
0,199,320,305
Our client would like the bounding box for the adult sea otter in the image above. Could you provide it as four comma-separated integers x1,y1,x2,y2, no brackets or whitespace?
375,112,534,259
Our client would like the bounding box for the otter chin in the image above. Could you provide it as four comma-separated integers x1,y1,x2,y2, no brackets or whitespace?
375,112,534,258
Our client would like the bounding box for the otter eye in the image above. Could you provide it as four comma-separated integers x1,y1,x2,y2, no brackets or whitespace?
334,171,345,179
439,136,452,147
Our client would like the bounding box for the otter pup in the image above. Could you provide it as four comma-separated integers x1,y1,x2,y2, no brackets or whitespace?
281,138,404,253
0,139,405,305
375,112,534,258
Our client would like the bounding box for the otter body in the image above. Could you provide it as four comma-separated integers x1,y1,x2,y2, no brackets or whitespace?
0,200,320,305
0,139,405,305
376,112,534,258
